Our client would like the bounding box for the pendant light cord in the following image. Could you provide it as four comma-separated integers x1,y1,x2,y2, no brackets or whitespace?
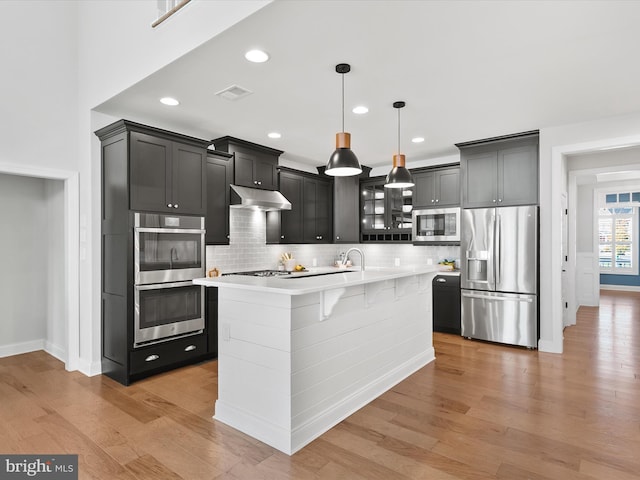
397,106,401,154
341,72,345,133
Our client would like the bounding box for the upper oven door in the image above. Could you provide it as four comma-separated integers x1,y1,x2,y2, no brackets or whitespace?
134,213,205,284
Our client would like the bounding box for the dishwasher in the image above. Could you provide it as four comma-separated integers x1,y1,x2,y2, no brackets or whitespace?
432,274,461,334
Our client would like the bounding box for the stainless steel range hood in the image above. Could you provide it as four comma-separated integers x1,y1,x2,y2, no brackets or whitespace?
229,184,292,211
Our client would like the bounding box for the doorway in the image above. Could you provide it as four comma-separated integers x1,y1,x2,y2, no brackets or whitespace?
0,162,79,371
565,147,640,326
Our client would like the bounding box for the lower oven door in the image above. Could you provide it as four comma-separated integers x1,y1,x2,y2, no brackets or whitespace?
134,281,204,347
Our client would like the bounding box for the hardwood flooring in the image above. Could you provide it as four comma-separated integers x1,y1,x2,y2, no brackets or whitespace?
1,290,639,479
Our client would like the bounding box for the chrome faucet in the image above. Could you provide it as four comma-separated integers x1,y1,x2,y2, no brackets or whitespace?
344,247,365,272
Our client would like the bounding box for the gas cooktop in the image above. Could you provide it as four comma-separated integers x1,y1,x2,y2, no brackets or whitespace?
223,270,291,277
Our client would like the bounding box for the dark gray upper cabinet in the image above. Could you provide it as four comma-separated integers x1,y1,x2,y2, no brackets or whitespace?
278,170,304,243
96,120,208,215
212,136,283,190
333,175,360,243
267,168,332,244
303,176,332,243
205,150,233,245
413,166,460,208
360,177,413,242
458,132,539,208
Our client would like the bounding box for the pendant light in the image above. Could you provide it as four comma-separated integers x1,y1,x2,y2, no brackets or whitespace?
384,101,414,188
325,63,362,176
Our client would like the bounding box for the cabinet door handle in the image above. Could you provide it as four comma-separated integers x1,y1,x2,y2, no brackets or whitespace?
336,236,340,240
167,203,173,208
145,354,159,362
257,181,262,185
174,204,179,208
492,199,496,203
226,234,230,239
435,199,439,203
431,199,435,203
281,235,285,239
253,180,258,185
498,198,502,203
184,345,197,352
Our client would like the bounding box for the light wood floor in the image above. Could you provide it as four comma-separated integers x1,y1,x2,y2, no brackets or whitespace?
1,290,639,479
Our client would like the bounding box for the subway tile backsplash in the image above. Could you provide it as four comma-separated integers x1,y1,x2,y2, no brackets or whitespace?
205,209,459,273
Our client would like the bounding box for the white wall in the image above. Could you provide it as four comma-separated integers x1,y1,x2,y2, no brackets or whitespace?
540,111,640,353
0,175,65,358
576,185,593,252
45,179,67,360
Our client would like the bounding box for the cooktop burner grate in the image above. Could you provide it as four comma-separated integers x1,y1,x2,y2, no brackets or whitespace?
223,270,291,277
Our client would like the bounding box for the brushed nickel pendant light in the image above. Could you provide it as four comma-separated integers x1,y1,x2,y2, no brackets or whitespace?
325,63,362,177
384,101,414,188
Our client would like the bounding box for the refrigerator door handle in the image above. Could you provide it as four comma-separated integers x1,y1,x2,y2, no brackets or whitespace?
495,214,501,286
461,291,534,303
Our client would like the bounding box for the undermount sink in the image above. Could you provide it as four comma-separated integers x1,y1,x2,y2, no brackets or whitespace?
282,270,357,279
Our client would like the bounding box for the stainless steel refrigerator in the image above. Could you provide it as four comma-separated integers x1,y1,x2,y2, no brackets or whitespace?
460,205,538,348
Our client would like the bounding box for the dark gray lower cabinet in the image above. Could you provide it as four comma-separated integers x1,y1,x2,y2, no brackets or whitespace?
129,334,208,376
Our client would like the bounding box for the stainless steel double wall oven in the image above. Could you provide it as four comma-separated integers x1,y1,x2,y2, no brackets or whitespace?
133,213,205,347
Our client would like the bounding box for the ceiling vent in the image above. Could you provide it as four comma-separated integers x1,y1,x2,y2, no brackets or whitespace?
215,84,253,101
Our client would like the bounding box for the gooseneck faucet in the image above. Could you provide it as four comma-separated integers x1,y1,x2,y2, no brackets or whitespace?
344,247,365,272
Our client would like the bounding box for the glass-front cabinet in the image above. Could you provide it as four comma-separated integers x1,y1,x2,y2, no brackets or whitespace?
361,178,413,242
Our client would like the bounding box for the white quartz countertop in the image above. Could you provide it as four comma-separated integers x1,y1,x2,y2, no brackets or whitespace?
193,266,443,295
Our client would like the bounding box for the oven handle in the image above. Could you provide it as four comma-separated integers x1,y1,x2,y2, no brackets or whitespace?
136,227,205,235
135,281,197,291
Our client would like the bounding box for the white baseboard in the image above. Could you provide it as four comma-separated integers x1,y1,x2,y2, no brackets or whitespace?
0,339,45,358
44,341,66,363
600,284,640,292
77,358,102,377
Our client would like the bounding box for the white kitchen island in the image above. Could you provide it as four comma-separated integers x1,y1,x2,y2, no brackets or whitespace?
193,266,439,455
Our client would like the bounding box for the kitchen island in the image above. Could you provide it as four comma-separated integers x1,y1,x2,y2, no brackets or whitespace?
194,266,440,455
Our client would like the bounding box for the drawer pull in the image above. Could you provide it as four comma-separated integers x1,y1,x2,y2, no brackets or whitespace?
184,345,197,352
145,354,160,362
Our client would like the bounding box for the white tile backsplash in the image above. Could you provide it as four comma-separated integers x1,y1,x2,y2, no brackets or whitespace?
206,209,459,273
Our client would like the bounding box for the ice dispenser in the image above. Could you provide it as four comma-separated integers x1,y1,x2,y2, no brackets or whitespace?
466,250,488,282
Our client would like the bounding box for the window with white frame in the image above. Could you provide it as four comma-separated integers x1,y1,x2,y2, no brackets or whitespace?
598,191,639,275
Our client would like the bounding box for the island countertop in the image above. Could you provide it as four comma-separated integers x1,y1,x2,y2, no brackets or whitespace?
193,265,443,295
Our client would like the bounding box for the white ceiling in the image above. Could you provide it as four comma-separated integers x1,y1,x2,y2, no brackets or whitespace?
94,0,640,171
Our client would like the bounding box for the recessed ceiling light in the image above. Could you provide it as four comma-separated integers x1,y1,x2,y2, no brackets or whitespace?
268,132,281,139
352,106,369,114
245,49,269,63
160,97,179,106
411,137,425,143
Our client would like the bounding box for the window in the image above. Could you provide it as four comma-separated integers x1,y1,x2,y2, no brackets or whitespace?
598,189,640,275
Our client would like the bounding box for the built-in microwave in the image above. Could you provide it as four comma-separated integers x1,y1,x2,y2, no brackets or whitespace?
412,207,460,243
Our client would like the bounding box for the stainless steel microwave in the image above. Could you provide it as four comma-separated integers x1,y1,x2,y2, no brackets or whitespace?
412,207,460,243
